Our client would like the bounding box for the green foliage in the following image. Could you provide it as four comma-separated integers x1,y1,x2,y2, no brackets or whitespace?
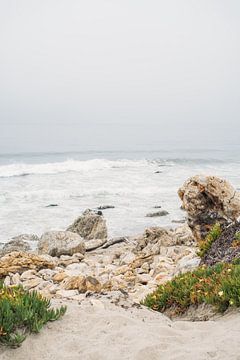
143,263,240,316
235,232,240,241
198,223,222,258
0,283,66,347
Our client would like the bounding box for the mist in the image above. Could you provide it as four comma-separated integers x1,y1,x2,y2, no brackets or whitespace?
0,0,240,153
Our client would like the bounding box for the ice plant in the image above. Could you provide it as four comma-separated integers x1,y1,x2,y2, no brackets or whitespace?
0,283,66,347
143,262,240,316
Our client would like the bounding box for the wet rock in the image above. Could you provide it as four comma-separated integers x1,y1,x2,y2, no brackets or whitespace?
146,210,169,217
97,205,115,210
178,175,240,241
67,209,108,240
171,219,186,224
45,204,59,207
38,231,85,257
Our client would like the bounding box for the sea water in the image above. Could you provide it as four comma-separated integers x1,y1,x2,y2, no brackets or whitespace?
0,148,239,243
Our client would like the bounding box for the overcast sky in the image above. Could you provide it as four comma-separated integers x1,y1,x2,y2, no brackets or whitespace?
0,0,240,153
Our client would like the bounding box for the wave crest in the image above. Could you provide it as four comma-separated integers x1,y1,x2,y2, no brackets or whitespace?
0,159,150,178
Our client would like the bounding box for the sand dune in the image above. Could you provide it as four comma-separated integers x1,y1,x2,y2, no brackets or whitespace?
1,300,239,360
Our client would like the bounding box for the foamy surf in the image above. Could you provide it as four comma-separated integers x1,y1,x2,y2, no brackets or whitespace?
0,158,151,178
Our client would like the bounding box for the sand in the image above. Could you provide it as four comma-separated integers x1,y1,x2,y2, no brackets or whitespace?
0,299,240,360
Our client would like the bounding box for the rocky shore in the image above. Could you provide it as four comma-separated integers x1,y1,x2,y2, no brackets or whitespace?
1,174,240,359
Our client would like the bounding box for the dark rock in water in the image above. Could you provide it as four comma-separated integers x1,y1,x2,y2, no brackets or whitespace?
97,205,115,210
153,206,162,209
146,210,169,217
154,171,162,174
201,222,240,266
46,204,59,207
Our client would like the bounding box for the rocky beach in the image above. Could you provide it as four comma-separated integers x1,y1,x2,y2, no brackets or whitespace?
0,174,240,359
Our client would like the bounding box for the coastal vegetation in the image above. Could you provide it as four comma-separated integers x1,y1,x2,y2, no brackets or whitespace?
0,283,66,347
197,223,222,258
143,262,240,316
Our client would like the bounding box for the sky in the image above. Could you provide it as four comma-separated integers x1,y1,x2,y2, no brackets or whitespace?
0,0,240,153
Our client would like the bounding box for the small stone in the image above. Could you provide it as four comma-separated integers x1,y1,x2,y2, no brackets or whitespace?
52,272,68,283
21,270,37,281
137,274,152,285
146,210,169,217
86,276,102,292
23,277,42,290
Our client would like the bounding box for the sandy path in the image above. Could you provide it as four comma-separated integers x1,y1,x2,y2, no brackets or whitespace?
1,300,240,360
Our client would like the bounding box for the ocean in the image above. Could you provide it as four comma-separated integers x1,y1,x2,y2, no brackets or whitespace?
0,148,239,244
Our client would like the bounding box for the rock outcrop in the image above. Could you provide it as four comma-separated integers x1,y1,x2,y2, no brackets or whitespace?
67,209,108,240
178,175,240,241
38,231,86,257
0,251,55,277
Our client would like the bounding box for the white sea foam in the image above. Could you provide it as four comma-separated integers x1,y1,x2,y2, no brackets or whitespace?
0,158,151,178
0,152,239,243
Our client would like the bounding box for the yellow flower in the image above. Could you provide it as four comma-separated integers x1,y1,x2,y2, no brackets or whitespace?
229,299,234,306
218,291,224,297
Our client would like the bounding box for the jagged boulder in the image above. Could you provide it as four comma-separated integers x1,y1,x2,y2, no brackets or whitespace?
67,209,108,240
0,251,55,277
38,231,85,257
178,175,240,241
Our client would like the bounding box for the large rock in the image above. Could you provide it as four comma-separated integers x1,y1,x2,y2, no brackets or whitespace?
0,239,31,257
178,175,240,241
38,231,85,257
0,251,55,277
67,209,108,240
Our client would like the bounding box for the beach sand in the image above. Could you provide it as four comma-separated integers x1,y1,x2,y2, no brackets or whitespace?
1,299,239,360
